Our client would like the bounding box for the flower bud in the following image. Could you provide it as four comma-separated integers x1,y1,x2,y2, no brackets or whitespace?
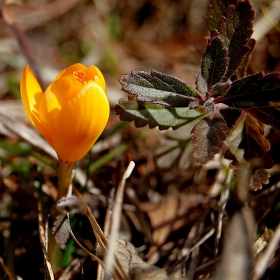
20,63,110,162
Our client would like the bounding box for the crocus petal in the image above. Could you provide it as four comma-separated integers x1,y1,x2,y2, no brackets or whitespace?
20,65,58,148
85,66,106,91
39,75,82,128
54,63,87,80
56,82,110,162
20,65,43,126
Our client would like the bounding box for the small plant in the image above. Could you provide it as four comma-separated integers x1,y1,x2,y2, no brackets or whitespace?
115,0,280,190
2,0,280,279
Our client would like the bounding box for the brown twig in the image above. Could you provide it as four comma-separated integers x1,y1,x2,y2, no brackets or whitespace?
1,6,47,89
104,161,135,278
38,202,55,280
0,257,16,280
252,223,280,280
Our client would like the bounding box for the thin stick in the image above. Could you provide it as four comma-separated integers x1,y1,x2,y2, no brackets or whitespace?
0,257,15,280
1,6,46,89
38,202,54,280
72,186,126,280
252,223,280,280
214,169,233,257
167,228,215,274
97,188,115,280
104,161,135,279
69,230,104,265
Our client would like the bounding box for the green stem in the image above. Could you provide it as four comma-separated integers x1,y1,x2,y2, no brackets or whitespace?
56,159,75,201
49,159,75,273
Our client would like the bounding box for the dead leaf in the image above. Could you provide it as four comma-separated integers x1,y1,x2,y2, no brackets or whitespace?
145,193,205,247
97,238,168,280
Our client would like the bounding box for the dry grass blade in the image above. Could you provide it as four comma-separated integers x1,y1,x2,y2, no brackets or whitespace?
69,230,104,265
58,258,85,280
0,256,15,280
38,202,54,280
252,223,280,280
213,208,254,280
0,109,57,159
73,187,106,245
104,161,135,278
187,246,199,280
167,227,215,274
166,221,199,275
214,169,233,257
73,186,126,280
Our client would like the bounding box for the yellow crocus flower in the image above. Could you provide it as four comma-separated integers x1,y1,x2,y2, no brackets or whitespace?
20,63,110,163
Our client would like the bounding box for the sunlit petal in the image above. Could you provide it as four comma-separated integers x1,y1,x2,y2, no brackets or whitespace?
20,65,43,126
86,65,106,91
56,82,109,162
39,75,82,128
54,63,87,80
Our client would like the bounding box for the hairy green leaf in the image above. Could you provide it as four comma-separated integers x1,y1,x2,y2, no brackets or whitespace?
201,34,229,91
205,0,231,32
150,71,197,96
204,0,255,95
115,98,208,130
191,113,228,163
215,72,280,115
235,38,256,79
211,82,230,97
119,70,197,108
220,1,255,79
195,74,208,97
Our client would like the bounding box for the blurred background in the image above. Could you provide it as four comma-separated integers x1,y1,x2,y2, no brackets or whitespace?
1,0,280,279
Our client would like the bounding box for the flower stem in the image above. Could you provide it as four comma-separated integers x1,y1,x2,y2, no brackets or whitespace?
49,159,75,273
56,159,75,201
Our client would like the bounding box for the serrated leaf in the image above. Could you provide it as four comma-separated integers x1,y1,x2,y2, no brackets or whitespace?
221,1,255,79
221,72,262,99
215,72,280,127
119,70,197,108
115,99,208,130
195,74,208,97
191,113,228,163
211,82,230,97
215,72,280,115
205,0,229,32
225,113,273,168
225,112,273,189
250,169,269,191
241,116,273,169
151,70,197,96
204,1,255,91
201,34,229,91
235,38,256,79
225,114,272,190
